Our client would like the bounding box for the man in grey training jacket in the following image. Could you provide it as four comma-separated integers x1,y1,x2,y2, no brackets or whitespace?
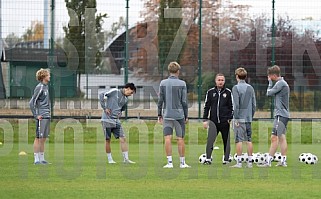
230,67,256,168
29,68,51,165
260,65,290,167
99,83,136,164
157,61,190,169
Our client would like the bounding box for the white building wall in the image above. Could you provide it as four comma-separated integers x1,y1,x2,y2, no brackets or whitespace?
79,74,160,99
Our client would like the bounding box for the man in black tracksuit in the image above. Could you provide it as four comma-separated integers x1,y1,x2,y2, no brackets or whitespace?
202,73,233,165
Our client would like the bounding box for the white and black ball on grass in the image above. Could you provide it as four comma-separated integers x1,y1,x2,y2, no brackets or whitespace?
313,155,318,163
199,153,212,164
241,153,249,162
254,154,266,164
233,153,238,161
303,153,318,165
251,153,258,163
263,152,273,162
274,152,282,162
299,153,308,163
233,153,249,162
305,153,316,165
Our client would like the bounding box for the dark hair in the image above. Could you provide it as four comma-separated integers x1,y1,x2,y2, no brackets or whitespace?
124,83,136,93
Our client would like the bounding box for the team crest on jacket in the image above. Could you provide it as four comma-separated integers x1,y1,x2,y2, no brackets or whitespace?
213,93,216,97
223,93,227,98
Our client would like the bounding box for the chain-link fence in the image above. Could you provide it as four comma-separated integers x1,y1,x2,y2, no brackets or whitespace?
1,0,321,118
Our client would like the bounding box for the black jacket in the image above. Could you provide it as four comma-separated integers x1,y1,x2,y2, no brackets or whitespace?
203,86,233,123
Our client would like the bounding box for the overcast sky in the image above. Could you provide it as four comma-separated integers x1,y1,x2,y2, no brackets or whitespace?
0,0,144,38
232,0,321,20
1,0,320,38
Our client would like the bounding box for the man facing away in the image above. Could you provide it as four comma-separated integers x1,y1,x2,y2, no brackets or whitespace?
230,67,256,168
157,61,190,169
99,83,136,164
260,65,290,167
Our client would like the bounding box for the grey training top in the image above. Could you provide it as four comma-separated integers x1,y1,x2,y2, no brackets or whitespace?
266,77,290,118
29,82,51,119
157,76,188,120
232,80,256,122
99,88,128,123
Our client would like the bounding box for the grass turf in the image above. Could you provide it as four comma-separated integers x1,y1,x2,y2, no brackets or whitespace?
0,120,321,198
1,143,321,198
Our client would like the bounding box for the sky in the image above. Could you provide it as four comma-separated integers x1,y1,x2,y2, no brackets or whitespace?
1,0,320,39
0,0,145,38
231,0,321,20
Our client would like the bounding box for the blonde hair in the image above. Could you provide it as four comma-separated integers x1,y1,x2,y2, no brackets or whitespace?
168,62,181,74
36,68,50,81
235,67,247,80
267,65,281,76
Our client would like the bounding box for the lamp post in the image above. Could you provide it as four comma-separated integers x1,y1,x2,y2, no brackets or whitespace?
124,0,129,119
198,0,203,120
270,0,275,119
49,0,55,118
271,0,276,66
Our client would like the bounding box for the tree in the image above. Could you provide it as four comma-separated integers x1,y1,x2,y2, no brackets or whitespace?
63,0,107,95
105,16,126,43
134,0,250,83
158,0,183,77
22,21,44,41
5,33,22,48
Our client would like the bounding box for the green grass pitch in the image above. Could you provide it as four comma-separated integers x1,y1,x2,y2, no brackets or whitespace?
0,120,321,198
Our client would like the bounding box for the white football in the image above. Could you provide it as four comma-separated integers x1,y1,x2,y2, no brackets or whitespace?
274,152,282,162
251,153,258,163
233,153,238,160
233,153,248,162
241,153,249,162
305,153,316,165
313,155,318,163
254,153,265,164
299,153,308,163
199,153,212,164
